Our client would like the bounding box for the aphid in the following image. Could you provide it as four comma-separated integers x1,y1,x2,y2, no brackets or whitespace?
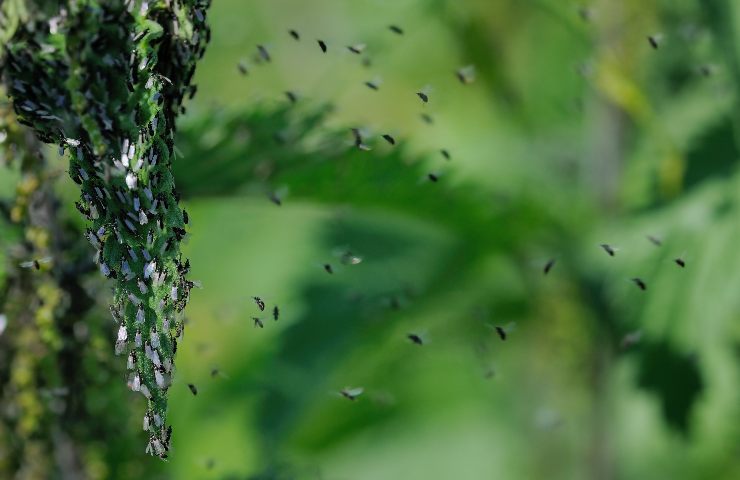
253,317,264,328
427,173,439,182
440,149,451,160
347,43,366,54
647,235,662,246
382,134,396,145
494,326,507,341
455,65,476,84
285,91,298,104
407,333,424,345
187,383,198,396
675,258,686,268
631,277,647,291
416,91,429,103
600,244,616,257
272,305,279,321
253,296,265,311
543,258,556,275
323,263,334,274
257,44,271,62
340,387,364,400
388,25,404,35
289,29,300,40
647,34,662,49
19,257,52,270
317,39,327,52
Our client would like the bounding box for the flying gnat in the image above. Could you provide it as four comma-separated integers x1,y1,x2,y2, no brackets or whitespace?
284,91,298,104
416,91,429,103
675,257,686,268
427,173,439,182
317,39,327,53
389,25,404,35
347,43,366,54
323,263,334,274
257,44,271,62
19,257,52,270
268,191,282,206
237,61,249,76
488,322,516,341
600,244,616,257
455,65,476,84
364,80,381,91
440,149,451,160
494,326,507,341
340,251,363,265
631,277,647,291
289,29,300,41
647,235,662,247
252,317,264,328
253,296,265,311
407,333,425,345
187,383,198,396
352,128,372,151
340,387,364,400
647,34,663,49
578,7,592,22
273,306,279,321
382,134,396,145
420,113,434,124
543,258,556,275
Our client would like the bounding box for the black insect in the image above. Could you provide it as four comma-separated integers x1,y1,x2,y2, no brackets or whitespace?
544,258,556,275
210,368,219,378
347,44,366,54
600,244,616,256
382,134,396,145
416,91,429,103
351,128,371,151
455,65,476,84
440,149,450,160
675,258,686,268
364,80,380,90
269,191,282,206
494,326,507,341
389,25,404,35
253,296,265,311
647,35,661,49
324,263,334,274
187,383,198,396
237,61,248,75
183,209,189,224
273,305,279,321
647,235,662,246
420,113,434,124
253,317,264,328
257,44,271,62
318,39,327,53
20,257,52,270
631,277,647,291
289,29,300,40
407,333,424,345
427,173,439,182
285,91,298,104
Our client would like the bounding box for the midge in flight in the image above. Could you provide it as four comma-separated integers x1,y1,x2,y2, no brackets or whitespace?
339,387,364,401
19,257,52,270
252,296,265,311
600,244,617,256
631,277,647,291
317,39,328,53
543,258,556,275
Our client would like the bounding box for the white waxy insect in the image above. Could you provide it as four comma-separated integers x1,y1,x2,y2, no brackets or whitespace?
90,205,99,220
124,219,136,233
138,280,148,294
136,307,145,324
144,187,153,201
142,250,151,262
117,325,128,342
151,350,161,367
79,168,89,180
65,138,80,147
144,261,156,279
128,248,138,262
133,196,140,212
143,414,150,431
171,286,178,301
131,374,141,392
126,172,138,190
139,211,148,225
163,357,172,373
162,318,170,331
122,260,132,276
151,330,160,349
155,369,165,388
140,384,151,399
121,152,129,168
135,330,142,348
100,263,111,277
0,314,7,337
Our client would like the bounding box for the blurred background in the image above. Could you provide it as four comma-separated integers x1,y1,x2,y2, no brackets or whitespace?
2,0,740,478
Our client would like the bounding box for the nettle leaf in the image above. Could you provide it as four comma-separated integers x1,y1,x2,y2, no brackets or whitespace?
1,0,211,458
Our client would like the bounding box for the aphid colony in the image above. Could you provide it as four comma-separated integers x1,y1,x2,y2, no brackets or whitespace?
2,0,211,459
